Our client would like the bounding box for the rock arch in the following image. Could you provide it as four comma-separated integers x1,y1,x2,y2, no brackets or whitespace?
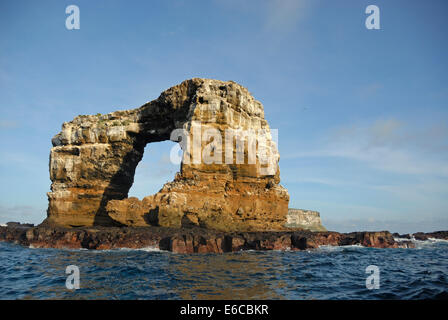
45,78,289,231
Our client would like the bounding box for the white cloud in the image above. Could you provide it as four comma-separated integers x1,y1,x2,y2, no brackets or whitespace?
282,118,448,224
265,0,309,31
285,118,448,176
357,83,383,99
323,217,448,234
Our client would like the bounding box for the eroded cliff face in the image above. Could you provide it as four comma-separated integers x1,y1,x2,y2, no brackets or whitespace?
46,78,289,231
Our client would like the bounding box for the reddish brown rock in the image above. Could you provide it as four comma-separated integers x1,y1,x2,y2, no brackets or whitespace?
1,225,421,253
412,231,448,241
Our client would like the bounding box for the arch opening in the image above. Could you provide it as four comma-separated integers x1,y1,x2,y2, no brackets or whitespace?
128,140,179,199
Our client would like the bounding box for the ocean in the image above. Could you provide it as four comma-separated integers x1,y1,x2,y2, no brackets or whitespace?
0,239,447,300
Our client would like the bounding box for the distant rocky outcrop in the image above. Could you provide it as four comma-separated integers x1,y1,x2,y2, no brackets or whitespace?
393,231,448,241
285,209,326,232
412,231,448,240
5,222,35,228
45,78,289,231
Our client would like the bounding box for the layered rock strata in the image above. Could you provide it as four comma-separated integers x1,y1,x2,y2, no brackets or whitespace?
46,78,289,231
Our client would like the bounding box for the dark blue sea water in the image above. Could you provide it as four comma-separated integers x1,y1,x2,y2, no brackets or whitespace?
0,239,447,299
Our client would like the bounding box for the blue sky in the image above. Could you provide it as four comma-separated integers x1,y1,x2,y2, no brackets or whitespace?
0,0,447,233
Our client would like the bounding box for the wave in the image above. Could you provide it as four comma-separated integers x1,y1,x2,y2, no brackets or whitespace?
107,246,166,253
27,244,165,253
28,244,89,251
427,237,448,243
123,246,163,252
394,237,413,242
317,244,365,251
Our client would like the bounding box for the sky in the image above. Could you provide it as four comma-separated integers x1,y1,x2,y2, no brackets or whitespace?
0,0,447,233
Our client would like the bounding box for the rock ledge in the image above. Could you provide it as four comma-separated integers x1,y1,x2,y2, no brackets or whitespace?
0,225,422,253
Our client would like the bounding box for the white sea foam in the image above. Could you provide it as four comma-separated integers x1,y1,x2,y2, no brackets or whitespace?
115,246,165,252
27,245,166,253
136,246,162,252
394,237,412,242
28,245,89,251
427,237,448,243
317,244,365,252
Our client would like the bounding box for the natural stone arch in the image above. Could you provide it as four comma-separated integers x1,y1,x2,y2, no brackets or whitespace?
45,78,289,231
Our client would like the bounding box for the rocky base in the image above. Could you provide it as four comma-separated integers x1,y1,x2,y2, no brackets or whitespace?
0,224,432,253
